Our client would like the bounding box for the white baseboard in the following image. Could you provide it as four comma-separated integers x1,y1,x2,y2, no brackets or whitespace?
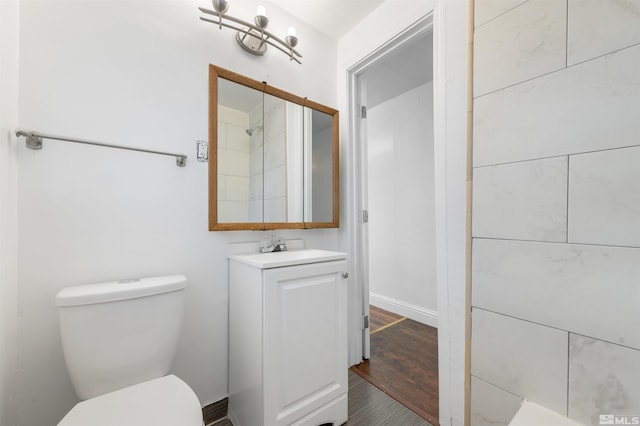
369,293,438,328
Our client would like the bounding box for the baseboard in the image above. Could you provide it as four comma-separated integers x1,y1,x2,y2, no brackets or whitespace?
370,293,438,328
202,397,228,425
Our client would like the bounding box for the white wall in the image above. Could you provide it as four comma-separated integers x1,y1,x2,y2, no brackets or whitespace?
366,82,437,325
15,1,338,424
471,1,640,425
0,2,19,424
337,1,469,425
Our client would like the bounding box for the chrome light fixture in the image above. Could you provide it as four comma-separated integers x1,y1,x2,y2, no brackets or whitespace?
199,1,302,64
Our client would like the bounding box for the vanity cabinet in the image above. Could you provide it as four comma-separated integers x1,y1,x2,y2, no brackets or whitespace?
228,250,348,426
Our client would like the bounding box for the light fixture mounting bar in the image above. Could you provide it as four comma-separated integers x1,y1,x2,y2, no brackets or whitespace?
199,16,301,64
199,6,302,63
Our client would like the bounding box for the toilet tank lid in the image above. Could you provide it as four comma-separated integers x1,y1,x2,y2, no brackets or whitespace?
56,275,187,307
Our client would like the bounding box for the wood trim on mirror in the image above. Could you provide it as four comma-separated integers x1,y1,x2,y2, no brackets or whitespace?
208,64,340,231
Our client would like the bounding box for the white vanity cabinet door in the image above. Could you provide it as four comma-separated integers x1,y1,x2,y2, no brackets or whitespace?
263,260,348,426
228,254,348,426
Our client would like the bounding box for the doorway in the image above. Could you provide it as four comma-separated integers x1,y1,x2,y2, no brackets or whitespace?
348,18,439,424
361,31,437,329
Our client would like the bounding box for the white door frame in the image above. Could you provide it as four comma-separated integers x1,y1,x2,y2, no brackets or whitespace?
347,13,434,362
345,4,469,425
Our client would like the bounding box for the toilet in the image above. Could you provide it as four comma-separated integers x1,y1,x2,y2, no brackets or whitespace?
55,275,203,426
509,401,583,426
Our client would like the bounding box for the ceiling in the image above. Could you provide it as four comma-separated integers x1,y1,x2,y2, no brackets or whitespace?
269,0,385,40
361,32,433,109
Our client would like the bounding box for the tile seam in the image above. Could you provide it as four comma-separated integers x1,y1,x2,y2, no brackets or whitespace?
474,41,640,100
473,142,640,169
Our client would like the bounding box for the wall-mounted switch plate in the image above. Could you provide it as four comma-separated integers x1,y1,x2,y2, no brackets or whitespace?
196,140,208,162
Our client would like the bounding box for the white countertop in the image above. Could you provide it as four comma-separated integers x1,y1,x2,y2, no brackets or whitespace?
229,249,347,269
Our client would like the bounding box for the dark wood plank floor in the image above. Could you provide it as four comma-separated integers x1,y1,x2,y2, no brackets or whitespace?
369,305,404,333
209,371,430,426
346,371,432,425
351,307,439,425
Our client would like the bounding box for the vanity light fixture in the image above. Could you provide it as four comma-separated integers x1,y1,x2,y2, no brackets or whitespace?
199,0,302,64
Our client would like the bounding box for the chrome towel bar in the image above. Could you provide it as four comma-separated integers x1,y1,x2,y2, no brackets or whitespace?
15,129,187,167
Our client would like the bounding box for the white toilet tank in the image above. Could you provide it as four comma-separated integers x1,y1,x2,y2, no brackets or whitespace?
56,275,187,400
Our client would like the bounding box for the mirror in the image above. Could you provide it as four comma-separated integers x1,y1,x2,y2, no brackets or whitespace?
209,65,339,231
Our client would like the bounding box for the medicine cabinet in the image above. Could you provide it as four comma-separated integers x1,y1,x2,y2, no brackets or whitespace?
209,65,339,231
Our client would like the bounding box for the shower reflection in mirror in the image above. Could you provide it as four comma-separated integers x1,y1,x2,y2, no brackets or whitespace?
210,65,338,231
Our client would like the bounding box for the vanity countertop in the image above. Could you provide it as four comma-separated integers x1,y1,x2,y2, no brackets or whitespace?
229,249,347,269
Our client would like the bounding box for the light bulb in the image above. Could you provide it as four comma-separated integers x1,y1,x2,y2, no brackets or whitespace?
287,27,296,37
212,0,229,14
256,5,266,17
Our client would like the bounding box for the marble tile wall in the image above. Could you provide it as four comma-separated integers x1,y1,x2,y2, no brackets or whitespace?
471,308,568,413
471,1,640,425
569,335,640,425
474,0,527,29
568,146,640,248
472,157,568,242
470,377,521,426
567,0,640,66
472,239,640,350
474,43,640,167
474,0,566,97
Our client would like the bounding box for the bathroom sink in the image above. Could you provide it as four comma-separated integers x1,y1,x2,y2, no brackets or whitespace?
229,249,347,269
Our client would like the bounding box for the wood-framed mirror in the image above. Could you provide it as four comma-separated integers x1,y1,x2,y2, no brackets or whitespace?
208,65,339,231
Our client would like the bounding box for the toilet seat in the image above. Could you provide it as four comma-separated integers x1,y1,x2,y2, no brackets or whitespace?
58,375,203,426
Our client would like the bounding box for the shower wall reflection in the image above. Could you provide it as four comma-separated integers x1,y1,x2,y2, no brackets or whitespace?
250,95,305,223
260,95,286,223
217,86,304,223
217,106,249,222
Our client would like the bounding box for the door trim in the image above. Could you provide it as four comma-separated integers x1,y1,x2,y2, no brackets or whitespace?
345,5,470,424
346,11,434,365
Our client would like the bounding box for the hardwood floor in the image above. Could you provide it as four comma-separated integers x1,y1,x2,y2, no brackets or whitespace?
351,306,439,425
369,305,404,333
209,305,437,426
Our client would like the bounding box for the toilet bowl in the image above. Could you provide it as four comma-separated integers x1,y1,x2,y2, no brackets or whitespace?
58,375,202,426
55,275,202,425
509,401,583,426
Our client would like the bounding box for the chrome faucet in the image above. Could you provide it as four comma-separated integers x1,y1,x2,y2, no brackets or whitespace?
260,237,288,253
